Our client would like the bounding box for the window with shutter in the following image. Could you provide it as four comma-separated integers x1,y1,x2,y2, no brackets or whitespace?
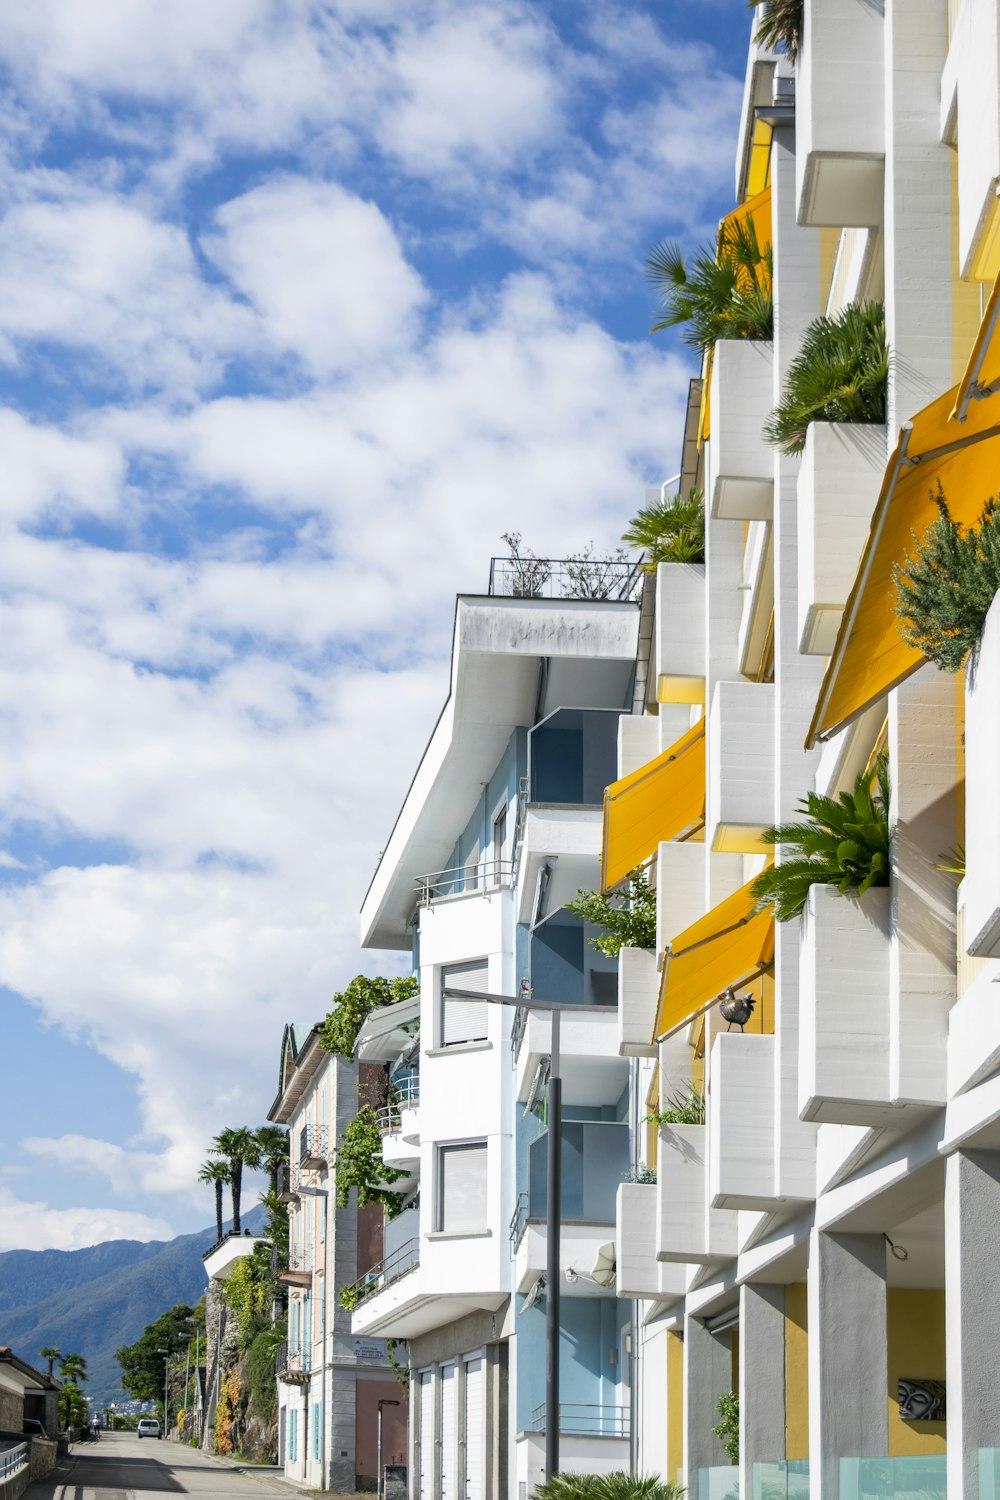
439,1364,457,1500
437,1142,488,1233
440,960,489,1046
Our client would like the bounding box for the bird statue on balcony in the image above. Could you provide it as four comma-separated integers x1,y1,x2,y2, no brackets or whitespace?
718,986,755,1031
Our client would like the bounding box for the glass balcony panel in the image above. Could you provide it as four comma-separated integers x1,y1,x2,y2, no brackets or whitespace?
527,1122,629,1223
838,1455,946,1498
753,1459,810,1498
696,1467,738,1500
980,1448,1000,1498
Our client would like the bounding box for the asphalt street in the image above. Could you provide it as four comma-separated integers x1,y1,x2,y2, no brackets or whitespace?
24,1432,304,1500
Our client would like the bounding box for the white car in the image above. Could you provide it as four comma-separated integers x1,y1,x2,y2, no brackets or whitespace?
137,1419,161,1439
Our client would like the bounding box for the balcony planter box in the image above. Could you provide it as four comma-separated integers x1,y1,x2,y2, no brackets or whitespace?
655,562,706,704
656,1124,736,1264
798,883,891,1124
796,0,885,227
966,595,1000,955
797,422,888,656
616,1182,661,1299
618,946,658,1059
707,680,775,853
706,341,774,521
708,1033,775,1210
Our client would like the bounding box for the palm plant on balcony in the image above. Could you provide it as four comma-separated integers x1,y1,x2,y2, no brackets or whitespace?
567,866,656,956
751,753,891,922
892,488,1000,673
622,488,705,569
646,215,772,353
532,1475,686,1500
749,0,803,62
763,300,889,455
320,973,420,1061
645,1085,706,1127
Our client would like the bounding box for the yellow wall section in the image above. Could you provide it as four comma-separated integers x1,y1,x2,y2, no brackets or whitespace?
784,1283,809,1462
819,227,840,311
887,1289,947,1457
667,1330,684,1486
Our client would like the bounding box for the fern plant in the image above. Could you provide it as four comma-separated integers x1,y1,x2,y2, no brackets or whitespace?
646,215,772,354
892,489,1000,672
764,300,888,455
751,754,891,922
622,489,705,569
749,0,803,62
567,867,656,955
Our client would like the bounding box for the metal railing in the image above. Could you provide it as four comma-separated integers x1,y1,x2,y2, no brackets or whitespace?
530,1403,630,1438
488,556,643,603
509,1190,529,1249
300,1123,328,1162
415,858,514,905
0,1443,28,1481
377,1075,420,1133
342,1238,420,1310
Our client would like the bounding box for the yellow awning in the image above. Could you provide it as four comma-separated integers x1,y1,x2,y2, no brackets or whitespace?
601,719,705,893
655,874,775,1041
807,270,1000,748
699,186,773,446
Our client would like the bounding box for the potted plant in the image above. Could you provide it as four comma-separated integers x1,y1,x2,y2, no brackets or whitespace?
764,300,888,456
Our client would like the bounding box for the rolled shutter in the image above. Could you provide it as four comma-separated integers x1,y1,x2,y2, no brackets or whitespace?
464,1358,484,1500
441,960,489,1046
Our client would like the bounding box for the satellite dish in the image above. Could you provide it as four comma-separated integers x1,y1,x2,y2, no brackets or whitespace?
520,1275,546,1313
591,1241,616,1288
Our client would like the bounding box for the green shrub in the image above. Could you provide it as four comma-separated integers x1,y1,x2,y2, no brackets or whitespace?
335,1104,406,1217
244,1323,285,1421
531,1474,685,1500
892,489,1000,672
567,867,656,956
646,215,772,354
749,0,803,62
751,754,891,922
713,1390,740,1462
645,1086,706,1127
622,489,705,569
764,300,888,455
320,974,419,1060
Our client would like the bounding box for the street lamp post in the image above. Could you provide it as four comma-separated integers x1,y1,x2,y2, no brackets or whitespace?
156,1350,169,1437
444,985,568,1483
298,1183,329,1488
377,1398,400,1500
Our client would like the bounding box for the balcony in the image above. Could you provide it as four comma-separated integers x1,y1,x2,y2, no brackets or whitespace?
343,1236,420,1314
277,1163,299,1204
202,1231,263,1283
299,1123,328,1168
798,884,892,1125
655,561,706,705
617,945,658,1059
656,1124,736,1264
514,1123,629,1292
414,857,514,906
705,341,774,521
708,1033,775,1211
379,1078,421,1173
274,1340,310,1387
529,1404,629,1439
515,1005,626,1111
276,1250,313,1289
487,555,642,603
796,0,885,227
964,594,1000,957
797,423,887,655
616,1182,688,1302
706,680,775,852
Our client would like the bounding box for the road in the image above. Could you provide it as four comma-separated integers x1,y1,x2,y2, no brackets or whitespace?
25,1432,301,1500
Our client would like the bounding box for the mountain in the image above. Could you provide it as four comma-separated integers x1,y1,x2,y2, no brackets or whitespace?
0,1204,265,1405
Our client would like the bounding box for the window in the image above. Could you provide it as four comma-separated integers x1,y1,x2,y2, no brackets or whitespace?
289,1407,297,1462
440,960,489,1047
290,1299,300,1355
437,1142,488,1233
313,1403,321,1460
491,804,507,882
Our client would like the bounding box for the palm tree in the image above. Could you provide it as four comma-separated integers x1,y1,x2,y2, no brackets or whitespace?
750,0,804,63
198,1158,232,1242
254,1126,290,1195
645,214,772,353
622,489,705,569
39,1347,60,1381
212,1127,263,1233
59,1351,88,1424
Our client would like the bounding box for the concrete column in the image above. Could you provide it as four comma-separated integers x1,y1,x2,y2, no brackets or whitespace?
771,120,823,1203
739,1284,786,1496
887,668,958,1106
946,1150,1000,1499
807,1230,888,1500
683,1313,733,1498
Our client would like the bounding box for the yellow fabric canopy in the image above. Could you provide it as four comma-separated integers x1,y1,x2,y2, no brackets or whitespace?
807,273,1000,748
601,719,705,893
654,874,775,1041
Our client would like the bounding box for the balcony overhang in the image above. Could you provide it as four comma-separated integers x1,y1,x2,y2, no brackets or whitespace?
203,1233,264,1283
352,1285,508,1340
360,595,639,951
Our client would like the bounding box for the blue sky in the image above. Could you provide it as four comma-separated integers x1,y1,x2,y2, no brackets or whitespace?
0,0,747,1250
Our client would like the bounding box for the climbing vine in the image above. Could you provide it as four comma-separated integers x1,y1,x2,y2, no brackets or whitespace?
319,974,420,1061
335,1105,406,1216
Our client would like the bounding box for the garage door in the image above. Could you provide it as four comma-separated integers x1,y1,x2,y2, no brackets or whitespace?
418,1372,434,1500
439,1364,457,1500
464,1357,484,1500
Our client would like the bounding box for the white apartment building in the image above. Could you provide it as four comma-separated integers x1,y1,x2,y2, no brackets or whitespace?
355,573,644,1500
268,1022,408,1492
611,4,1000,1499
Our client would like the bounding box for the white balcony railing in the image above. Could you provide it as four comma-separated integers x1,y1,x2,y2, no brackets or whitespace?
415,859,514,905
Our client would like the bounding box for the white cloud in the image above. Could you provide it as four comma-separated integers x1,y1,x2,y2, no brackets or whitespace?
0,1184,173,1251
0,411,123,523
205,178,428,376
